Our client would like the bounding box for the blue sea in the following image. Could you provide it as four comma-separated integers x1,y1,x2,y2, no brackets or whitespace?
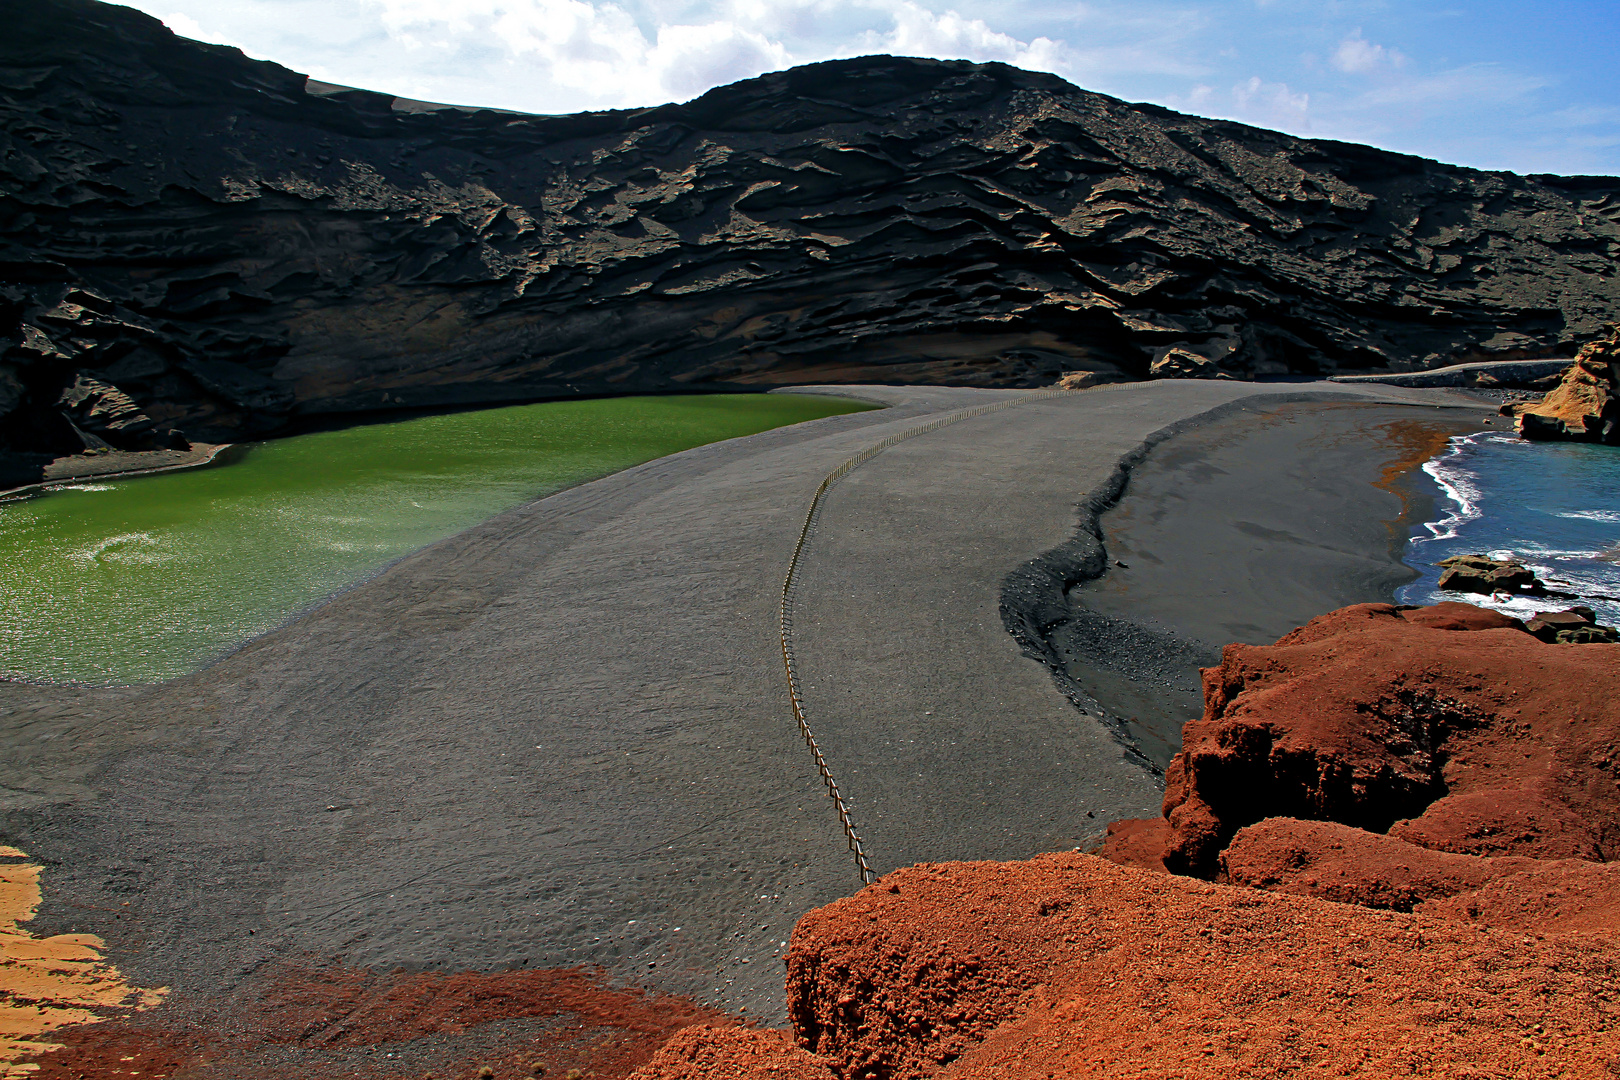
1397,431,1620,625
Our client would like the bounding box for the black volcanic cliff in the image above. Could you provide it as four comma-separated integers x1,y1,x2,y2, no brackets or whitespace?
3,0,1619,476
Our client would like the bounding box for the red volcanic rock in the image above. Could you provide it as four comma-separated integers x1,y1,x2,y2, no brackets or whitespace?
1096,817,1170,873
1398,601,1527,632
771,854,1620,1080
1220,817,1542,911
630,1025,836,1080
1418,858,1620,936
1390,785,1609,860
1156,601,1620,877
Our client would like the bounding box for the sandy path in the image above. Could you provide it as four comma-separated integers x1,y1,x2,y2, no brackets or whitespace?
0,380,1469,1023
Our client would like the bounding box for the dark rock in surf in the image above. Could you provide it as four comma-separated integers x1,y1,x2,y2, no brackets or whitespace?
1435,555,1543,596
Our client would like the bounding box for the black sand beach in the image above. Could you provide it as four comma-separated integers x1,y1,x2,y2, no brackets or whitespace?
1051,401,1488,768
0,381,1489,1032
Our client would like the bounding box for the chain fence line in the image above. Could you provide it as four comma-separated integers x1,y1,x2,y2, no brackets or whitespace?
778,386,1077,885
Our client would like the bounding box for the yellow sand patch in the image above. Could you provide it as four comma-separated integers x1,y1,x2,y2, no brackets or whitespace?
0,849,167,1077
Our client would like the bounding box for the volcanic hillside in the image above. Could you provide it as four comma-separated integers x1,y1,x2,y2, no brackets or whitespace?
4,0,1620,470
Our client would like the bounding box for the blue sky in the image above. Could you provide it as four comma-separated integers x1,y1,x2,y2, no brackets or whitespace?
124,0,1620,175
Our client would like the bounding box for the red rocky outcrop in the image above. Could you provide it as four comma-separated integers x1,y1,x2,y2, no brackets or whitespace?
1129,601,1620,877
636,854,1620,1079
1218,816,1620,934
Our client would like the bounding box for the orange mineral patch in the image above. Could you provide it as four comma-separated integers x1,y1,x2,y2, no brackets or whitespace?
0,848,166,1077
1369,416,1462,530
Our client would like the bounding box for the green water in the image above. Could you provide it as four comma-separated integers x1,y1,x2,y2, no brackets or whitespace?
0,393,875,685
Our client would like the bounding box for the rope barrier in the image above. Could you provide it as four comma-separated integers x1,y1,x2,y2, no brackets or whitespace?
779,386,1076,885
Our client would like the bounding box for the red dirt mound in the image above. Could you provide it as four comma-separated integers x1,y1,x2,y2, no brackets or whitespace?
1418,857,1620,935
768,853,1620,1079
1135,601,1620,877
1097,817,1170,873
22,963,726,1080
1217,814,1620,935
1220,816,1542,911
629,1025,835,1080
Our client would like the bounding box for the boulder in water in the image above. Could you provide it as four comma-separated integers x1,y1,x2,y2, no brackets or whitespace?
1435,553,1542,595
1524,606,1615,642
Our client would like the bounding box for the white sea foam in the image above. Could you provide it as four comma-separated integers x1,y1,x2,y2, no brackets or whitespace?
1556,510,1620,523
1414,433,1486,544
1516,544,1609,560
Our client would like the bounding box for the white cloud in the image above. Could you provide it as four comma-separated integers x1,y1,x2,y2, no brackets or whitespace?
369,0,802,104
1231,75,1309,128
152,9,253,53
130,0,1217,113
1332,30,1394,74
335,0,1075,109
864,1,1063,72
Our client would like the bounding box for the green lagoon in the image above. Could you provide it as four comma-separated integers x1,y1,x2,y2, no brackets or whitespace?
0,392,874,685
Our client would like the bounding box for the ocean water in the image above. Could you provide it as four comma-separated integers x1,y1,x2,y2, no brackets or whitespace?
1397,430,1620,625
0,392,874,685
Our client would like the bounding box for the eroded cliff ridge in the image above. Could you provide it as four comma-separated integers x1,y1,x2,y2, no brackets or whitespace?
5,0,1620,473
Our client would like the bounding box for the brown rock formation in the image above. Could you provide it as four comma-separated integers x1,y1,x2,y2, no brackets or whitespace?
1503,325,1620,442
4,0,1620,481
55,373,187,452
1147,345,1234,380
1053,370,1128,390
1524,605,1620,642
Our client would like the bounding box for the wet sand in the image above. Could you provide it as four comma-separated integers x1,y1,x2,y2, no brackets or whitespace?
1053,401,1487,767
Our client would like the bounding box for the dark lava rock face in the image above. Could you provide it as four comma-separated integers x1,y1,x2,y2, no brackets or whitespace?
4,0,1620,473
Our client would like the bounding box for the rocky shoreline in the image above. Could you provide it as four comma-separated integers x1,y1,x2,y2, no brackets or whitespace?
0,442,230,500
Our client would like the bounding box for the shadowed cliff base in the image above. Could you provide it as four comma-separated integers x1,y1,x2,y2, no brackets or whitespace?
2,0,1618,480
